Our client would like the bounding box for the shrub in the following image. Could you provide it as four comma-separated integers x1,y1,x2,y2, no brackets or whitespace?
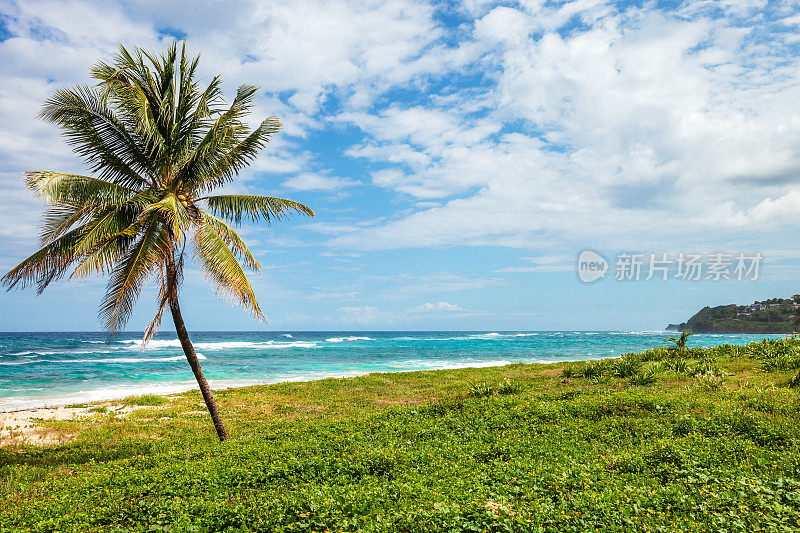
629,369,657,386
467,381,494,398
761,354,800,372
123,394,169,406
613,357,642,378
495,378,521,395
579,360,607,378
559,366,575,379
689,360,720,377
672,359,688,374
468,379,521,397
789,370,800,389
696,371,723,391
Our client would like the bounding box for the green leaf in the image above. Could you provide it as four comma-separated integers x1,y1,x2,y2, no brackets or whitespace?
205,194,314,225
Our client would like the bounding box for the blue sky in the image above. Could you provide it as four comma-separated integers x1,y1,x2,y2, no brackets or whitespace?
1,0,800,331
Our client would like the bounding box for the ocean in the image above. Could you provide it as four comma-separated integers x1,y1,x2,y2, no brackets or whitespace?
0,330,784,410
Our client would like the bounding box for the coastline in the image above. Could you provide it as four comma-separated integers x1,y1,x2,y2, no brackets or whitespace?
1,330,786,413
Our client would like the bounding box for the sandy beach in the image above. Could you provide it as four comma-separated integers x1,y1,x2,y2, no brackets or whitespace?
0,402,163,446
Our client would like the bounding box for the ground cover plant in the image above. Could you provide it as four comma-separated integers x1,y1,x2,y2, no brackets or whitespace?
1,337,799,531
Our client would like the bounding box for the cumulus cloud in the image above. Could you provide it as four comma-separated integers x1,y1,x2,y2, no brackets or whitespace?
333,1,800,252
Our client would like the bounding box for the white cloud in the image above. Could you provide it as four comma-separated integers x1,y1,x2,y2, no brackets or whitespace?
282,173,358,191
332,1,800,252
413,301,464,312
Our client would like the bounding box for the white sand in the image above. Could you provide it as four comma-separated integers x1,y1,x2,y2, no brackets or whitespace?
0,403,157,446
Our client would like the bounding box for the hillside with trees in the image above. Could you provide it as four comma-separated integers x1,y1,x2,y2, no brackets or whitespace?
666,296,800,333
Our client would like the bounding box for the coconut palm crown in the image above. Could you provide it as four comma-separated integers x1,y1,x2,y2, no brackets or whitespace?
1,43,314,441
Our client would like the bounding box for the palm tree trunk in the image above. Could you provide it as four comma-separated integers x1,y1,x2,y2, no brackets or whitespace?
169,296,229,442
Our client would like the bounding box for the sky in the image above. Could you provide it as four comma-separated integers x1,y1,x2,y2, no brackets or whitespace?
1,0,800,332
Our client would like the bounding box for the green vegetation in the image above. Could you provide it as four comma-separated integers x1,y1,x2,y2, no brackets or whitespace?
667,295,800,333
0,43,313,440
122,394,169,407
2,338,800,531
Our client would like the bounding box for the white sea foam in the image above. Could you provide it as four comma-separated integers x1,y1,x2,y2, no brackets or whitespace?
0,354,206,365
281,334,293,338
388,359,516,370
325,336,374,343
9,349,114,356
120,339,317,350
0,381,200,411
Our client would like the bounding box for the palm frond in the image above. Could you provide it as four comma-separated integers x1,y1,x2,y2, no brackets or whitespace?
186,116,282,193
39,87,153,188
199,210,260,271
204,194,314,225
25,171,134,210
69,211,145,278
193,220,264,320
99,218,171,331
174,86,263,190
39,204,91,245
1,228,84,294
143,193,195,244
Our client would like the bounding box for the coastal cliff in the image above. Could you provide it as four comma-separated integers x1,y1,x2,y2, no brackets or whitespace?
667,297,799,334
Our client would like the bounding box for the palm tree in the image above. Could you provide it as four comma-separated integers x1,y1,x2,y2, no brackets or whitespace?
664,330,692,356
1,43,313,441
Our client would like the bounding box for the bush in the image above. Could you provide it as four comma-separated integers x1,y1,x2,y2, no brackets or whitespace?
613,357,642,378
467,381,494,398
688,360,720,377
696,371,723,391
495,378,521,395
468,379,521,397
123,394,169,406
579,360,607,378
629,369,657,386
761,354,800,372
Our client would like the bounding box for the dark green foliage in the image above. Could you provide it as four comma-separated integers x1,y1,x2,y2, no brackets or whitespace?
629,369,658,386
559,366,576,379
578,360,608,378
668,297,800,334
613,355,642,378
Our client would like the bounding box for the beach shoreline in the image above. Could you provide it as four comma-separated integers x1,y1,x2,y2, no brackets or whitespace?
1,331,783,413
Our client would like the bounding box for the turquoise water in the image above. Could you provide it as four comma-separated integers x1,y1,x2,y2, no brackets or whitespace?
0,331,785,410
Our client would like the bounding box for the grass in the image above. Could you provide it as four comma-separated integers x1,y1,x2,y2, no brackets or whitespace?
1,338,800,531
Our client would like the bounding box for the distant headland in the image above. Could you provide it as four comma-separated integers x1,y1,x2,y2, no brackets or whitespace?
666,296,800,334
